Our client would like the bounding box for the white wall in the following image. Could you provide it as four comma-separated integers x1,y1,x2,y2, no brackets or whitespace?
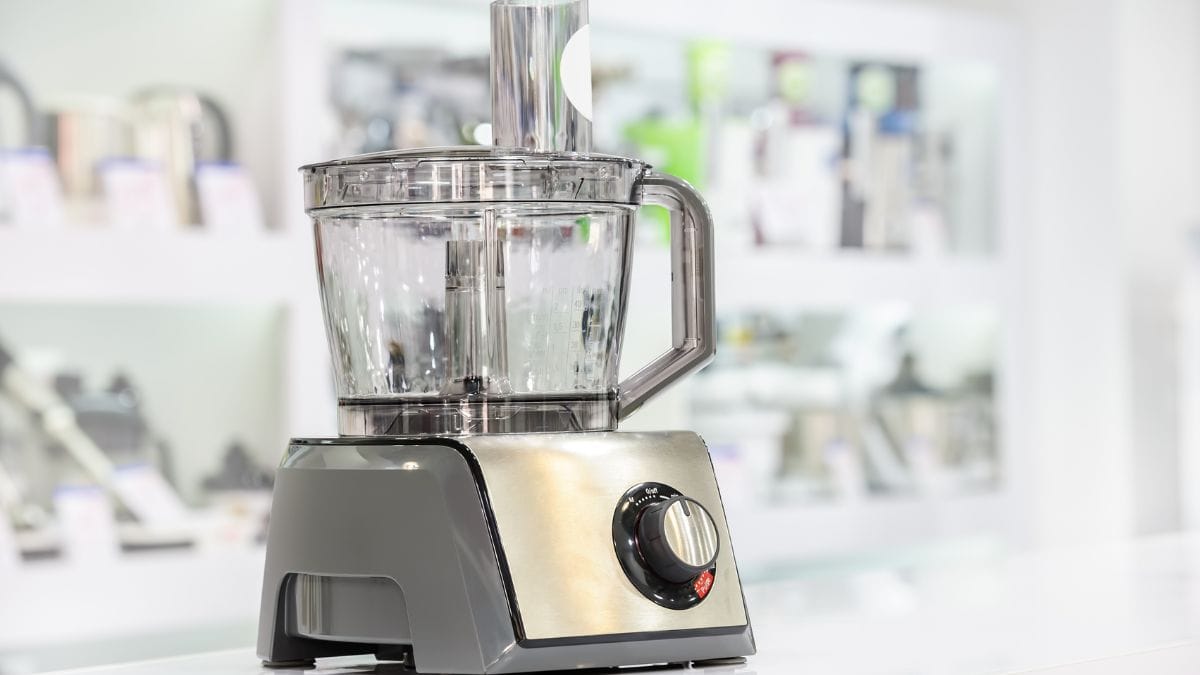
1114,0,1200,534
1015,0,1135,545
1010,0,1200,540
902,0,1200,541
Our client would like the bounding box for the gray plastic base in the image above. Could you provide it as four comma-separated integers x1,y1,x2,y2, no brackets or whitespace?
257,433,754,674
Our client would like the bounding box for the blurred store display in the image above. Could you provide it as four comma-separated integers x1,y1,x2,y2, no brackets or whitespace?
0,0,1025,671
0,336,185,559
330,49,491,155
202,441,274,493
0,60,261,231
0,329,278,565
128,86,234,225
202,442,273,547
0,58,36,148
750,52,841,251
0,6,1011,570
324,40,996,257
694,308,999,508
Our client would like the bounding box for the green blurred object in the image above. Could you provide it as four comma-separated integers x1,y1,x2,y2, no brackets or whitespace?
686,40,732,109
855,65,897,114
624,117,705,188
623,117,705,244
621,40,729,245
776,56,813,105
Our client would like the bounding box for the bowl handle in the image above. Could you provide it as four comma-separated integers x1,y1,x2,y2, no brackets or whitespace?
617,171,716,420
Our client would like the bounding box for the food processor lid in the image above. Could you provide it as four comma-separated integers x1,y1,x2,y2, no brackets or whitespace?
302,146,649,211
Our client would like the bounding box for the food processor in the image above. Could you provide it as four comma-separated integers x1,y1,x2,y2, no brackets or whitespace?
257,1,754,671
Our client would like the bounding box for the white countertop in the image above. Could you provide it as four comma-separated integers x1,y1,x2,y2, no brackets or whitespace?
46,533,1200,675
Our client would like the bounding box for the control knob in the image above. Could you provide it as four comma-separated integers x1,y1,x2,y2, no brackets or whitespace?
636,496,720,583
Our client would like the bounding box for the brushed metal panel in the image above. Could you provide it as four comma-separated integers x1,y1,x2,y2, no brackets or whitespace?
466,431,748,641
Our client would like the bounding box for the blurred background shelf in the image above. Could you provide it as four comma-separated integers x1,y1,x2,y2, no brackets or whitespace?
630,249,1005,311
713,251,1004,309
0,229,314,305
729,493,1008,570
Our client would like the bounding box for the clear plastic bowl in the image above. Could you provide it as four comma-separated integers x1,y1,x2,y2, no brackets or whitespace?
304,147,715,436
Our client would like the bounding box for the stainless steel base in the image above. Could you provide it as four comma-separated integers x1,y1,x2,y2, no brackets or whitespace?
256,431,755,674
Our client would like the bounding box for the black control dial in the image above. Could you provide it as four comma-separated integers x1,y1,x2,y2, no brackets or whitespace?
613,482,720,609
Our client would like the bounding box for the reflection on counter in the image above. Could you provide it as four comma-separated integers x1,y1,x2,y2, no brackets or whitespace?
694,307,1000,509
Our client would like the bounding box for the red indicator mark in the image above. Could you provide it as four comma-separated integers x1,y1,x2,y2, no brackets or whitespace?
693,569,714,599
